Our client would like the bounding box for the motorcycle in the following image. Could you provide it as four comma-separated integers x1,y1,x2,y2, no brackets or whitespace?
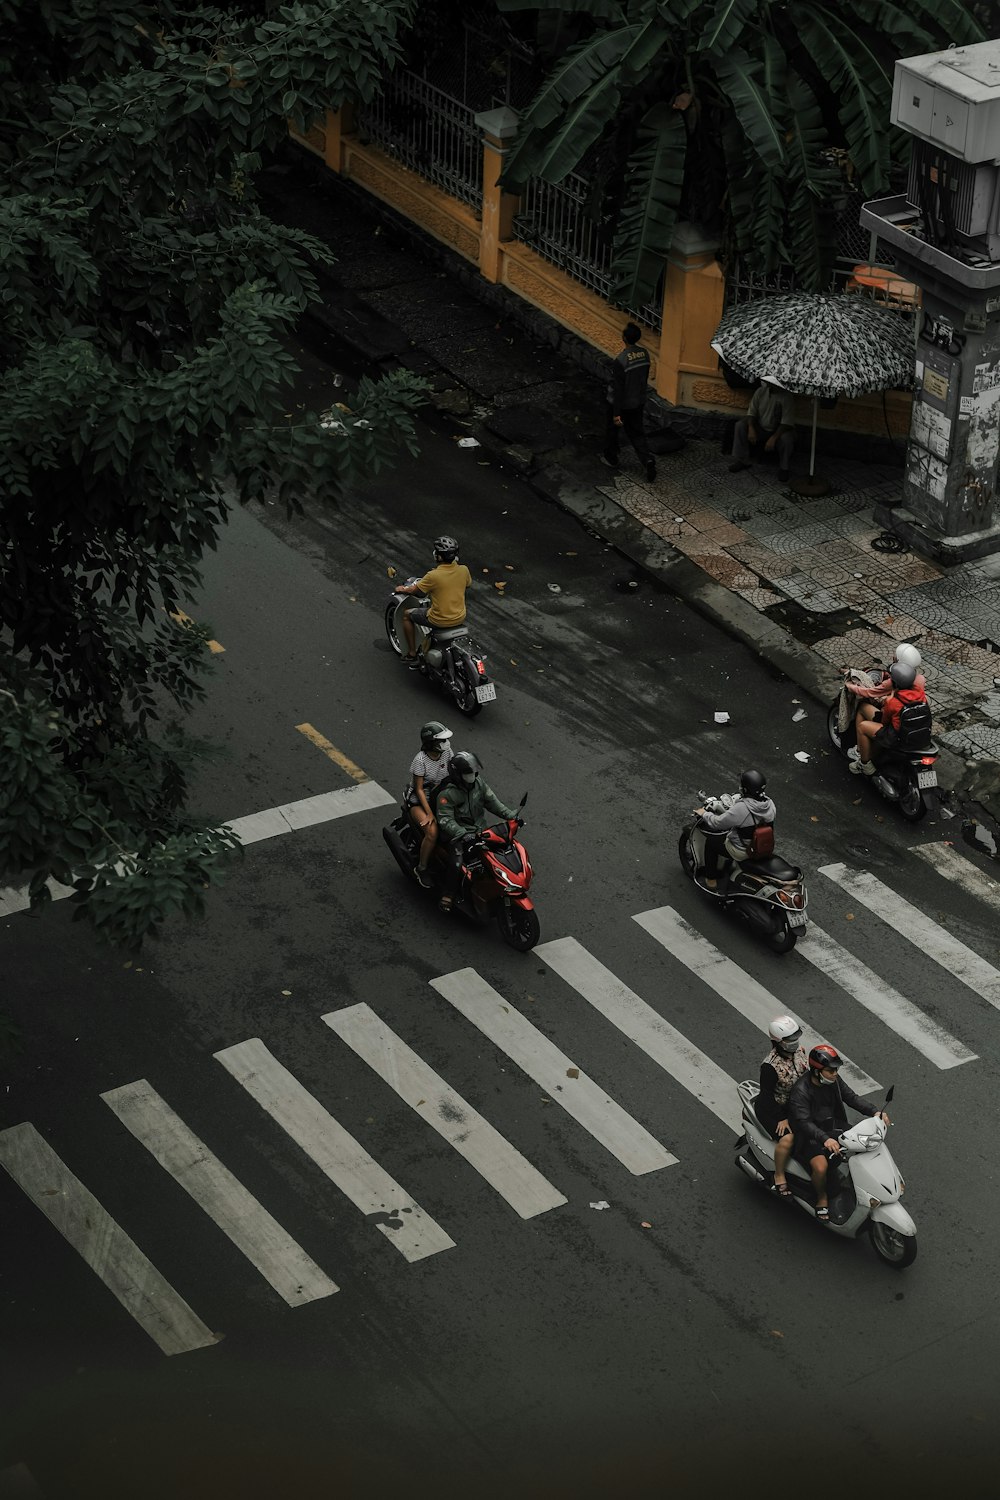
385,582,496,717
383,793,539,951
678,796,808,953
828,670,938,822
734,1081,916,1269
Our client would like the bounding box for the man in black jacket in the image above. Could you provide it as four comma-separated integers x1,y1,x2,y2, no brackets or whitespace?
602,322,656,481
788,1044,889,1221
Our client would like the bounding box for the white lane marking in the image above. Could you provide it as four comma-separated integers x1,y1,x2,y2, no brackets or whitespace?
0,782,395,916
101,1080,338,1306
0,1123,217,1356
0,877,74,918
430,968,677,1176
910,841,1000,915
537,937,741,1133
820,862,1000,1012
214,1039,454,1263
228,781,394,846
799,927,977,1070
634,906,880,1095
323,1005,567,1219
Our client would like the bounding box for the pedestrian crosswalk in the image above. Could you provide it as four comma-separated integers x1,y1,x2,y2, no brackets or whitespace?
3,850,1000,1357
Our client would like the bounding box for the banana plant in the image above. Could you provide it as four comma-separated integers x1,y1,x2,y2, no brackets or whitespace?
496,0,984,304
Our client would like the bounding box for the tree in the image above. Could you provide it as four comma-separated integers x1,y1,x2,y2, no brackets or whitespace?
495,0,986,303
0,0,424,948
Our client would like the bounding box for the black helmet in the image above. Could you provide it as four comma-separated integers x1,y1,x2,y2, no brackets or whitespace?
888,661,916,691
433,535,459,563
420,720,453,750
740,769,767,797
808,1044,842,1074
450,750,481,786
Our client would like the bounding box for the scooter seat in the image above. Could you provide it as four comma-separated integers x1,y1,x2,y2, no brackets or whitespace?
431,625,470,641
740,854,800,881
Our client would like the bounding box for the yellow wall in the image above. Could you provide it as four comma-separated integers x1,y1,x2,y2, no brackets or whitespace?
289,115,912,438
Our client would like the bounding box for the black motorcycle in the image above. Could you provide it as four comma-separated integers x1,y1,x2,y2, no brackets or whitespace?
385,581,496,717
828,677,938,822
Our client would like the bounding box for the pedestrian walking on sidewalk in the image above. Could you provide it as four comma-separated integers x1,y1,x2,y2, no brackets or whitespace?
729,376,796,481
603,322,656,482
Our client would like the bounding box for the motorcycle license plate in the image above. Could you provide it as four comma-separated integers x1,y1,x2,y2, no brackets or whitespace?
787,912,807,929
917,769,937,788
475,682,497,704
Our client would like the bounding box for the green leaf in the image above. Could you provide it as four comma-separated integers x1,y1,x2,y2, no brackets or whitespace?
713,47,786,169
792,6,890,190
697,0,757,56
610,102,686,307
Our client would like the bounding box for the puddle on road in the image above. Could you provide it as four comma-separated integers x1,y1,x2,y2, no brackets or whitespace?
962,819,999,860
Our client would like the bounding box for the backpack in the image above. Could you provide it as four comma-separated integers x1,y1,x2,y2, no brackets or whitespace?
749,821,775,858
894,700,933,750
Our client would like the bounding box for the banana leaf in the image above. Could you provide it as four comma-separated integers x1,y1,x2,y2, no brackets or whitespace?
713,47,786,170
610,102,686,306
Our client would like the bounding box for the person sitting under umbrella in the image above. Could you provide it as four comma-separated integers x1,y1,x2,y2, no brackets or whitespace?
728,375,797,482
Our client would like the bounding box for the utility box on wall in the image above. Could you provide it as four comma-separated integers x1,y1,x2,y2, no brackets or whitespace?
863,39,1000,560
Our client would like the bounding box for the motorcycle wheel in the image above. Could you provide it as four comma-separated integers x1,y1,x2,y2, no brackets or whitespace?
677,830,696,879
765,920,796,954
898,782,927,823
497,902,540,952
383,823,417,880
451,668,483,718
869,1220,917,1269
826,699,844,751
384,602,404,656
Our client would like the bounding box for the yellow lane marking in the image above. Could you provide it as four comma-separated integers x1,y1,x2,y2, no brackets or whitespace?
296,724,369,783
169,609,225,654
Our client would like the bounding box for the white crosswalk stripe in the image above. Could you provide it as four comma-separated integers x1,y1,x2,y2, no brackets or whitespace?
322,1005,567,1218
910,841,1000,916
0,1123,217,1356
430,967,677,1175
798,926,977,1069
214,1038,455,1263
633,906,880,1095
536,937,741,1132
820,862,1000,1012
101,1079,339,1306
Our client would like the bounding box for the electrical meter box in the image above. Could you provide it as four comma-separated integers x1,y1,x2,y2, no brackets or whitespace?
892,39,1000,165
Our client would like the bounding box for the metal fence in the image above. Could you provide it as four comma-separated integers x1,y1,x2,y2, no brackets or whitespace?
357,73,483,212
513,173,663,332
725,194,906,307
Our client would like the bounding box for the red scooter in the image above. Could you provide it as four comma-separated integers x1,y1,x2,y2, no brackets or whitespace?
383,794,539,951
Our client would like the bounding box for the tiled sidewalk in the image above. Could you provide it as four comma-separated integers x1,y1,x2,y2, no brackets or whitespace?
601,443,1000,762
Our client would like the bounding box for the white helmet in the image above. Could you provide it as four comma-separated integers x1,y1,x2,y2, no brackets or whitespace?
768,1016,803,1056
895,643,922,669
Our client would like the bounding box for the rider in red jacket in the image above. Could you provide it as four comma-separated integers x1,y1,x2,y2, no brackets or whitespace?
852,661,928,776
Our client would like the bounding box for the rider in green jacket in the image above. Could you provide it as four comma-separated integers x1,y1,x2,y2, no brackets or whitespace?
435,750,517,912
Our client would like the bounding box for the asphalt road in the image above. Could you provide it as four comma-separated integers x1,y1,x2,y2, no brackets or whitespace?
2,403,998,1500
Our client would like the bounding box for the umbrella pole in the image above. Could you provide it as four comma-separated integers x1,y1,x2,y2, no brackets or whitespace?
790,393,831,498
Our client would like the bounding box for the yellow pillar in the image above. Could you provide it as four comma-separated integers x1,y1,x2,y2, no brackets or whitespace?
474,107,521,284
656,224,725,405
324,103,356,174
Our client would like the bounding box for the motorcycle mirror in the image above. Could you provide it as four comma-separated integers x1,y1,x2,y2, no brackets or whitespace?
884,1085,894,1104
518,793,528,809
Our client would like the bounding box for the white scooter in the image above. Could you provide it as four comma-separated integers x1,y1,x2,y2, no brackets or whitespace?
734,1081,917,1268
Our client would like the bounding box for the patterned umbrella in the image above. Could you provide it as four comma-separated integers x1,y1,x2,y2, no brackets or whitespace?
711,291,916,483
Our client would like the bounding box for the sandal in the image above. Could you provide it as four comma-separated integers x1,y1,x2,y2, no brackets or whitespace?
438,896,453,913
815,1205,830,1222
772,1180,793,1198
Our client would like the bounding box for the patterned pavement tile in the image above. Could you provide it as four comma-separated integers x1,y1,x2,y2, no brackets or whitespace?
943,722,1000,757
804,563,855,588
733,586,787,610
698,520,753,546
693,553,760,587
739,510,806,539
797,588,849,614
745,552,803,581
670,534,733,559
683,506,733,532
772,571,816,599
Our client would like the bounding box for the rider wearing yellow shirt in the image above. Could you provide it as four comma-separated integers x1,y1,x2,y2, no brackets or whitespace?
394,536,473,666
